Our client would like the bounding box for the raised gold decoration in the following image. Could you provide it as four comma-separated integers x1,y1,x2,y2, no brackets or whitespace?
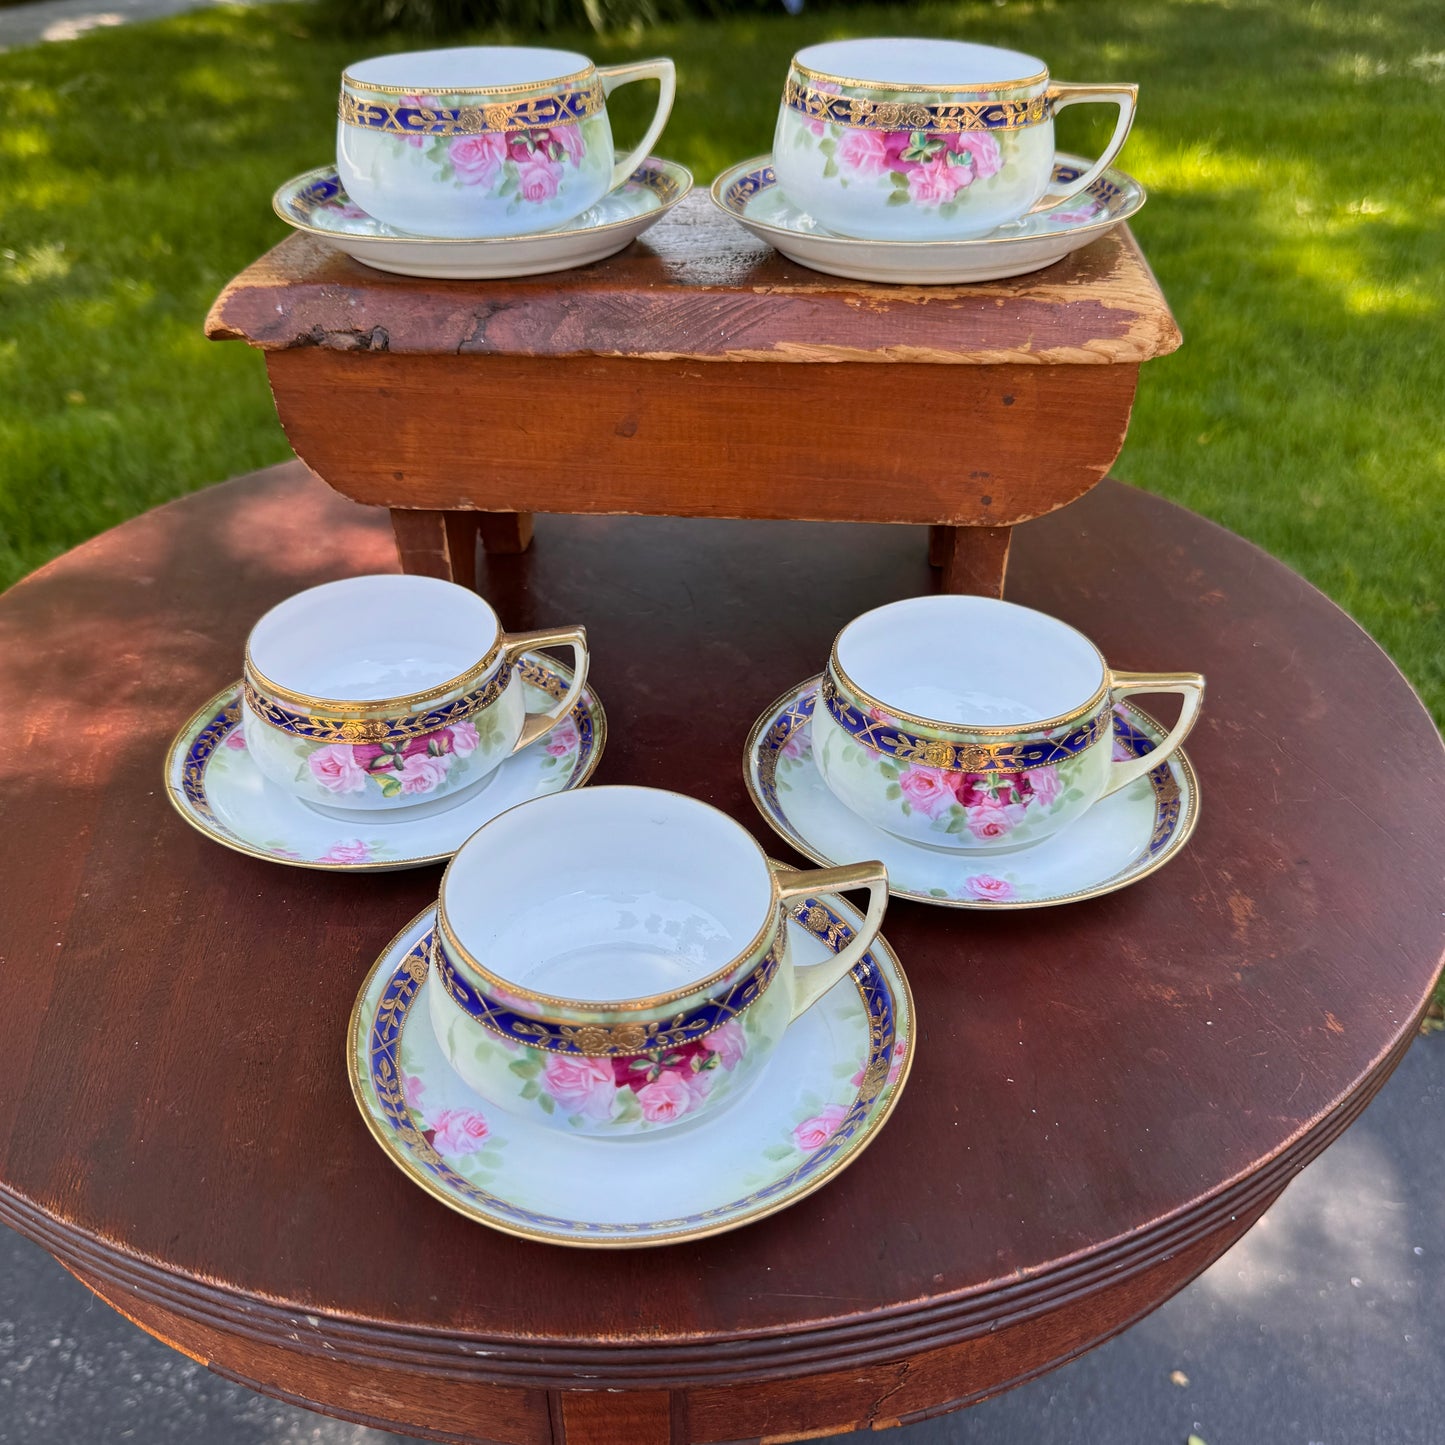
339,82,604,137
783,74,1049,133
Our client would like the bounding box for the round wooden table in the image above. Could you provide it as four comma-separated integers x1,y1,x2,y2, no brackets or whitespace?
1,464,1440,1445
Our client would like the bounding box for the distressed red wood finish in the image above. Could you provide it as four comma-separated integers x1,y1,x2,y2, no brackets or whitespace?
205,200,1181,596
1,464,1440,1445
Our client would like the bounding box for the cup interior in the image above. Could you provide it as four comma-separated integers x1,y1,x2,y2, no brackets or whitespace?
442,787,777,1005
344,46,592,94
834,595,1105,728
247,574,500,704
794,37,1046,88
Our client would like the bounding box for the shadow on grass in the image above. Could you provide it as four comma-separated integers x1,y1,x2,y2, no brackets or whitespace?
0,0,1440,712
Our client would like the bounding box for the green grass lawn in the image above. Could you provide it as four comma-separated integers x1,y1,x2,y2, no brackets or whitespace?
1,0,1442,737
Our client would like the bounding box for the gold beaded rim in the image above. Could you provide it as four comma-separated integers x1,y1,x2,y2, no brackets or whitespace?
793,54,1049,94
341,58,595,97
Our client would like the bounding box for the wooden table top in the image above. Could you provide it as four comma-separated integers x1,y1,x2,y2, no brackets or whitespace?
0,466,1439,1434
205,196,1181,366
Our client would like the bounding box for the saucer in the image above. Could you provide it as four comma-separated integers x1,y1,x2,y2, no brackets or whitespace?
348,892,913,1247
273,156,692,278
711,152,1145,284
164,653,604,871
745,678,1199,909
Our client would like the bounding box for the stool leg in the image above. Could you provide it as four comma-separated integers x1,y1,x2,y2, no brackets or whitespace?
928,524,1012,598
477,511,535,555
554,1388,672,1445
389,509,480,590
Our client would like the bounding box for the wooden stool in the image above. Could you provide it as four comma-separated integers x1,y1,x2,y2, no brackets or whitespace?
206,197,1180,597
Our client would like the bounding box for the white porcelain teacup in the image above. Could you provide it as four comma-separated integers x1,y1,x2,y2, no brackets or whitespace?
772,37,1136,240
812,595,1202,852
242,574,588,813
337,46,676,237
427,786,888,1138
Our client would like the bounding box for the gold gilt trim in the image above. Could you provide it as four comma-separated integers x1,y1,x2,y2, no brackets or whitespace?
341,60,595,96
243,632,505,718
338,83,603,137
793,55,1049,93
434,839,784,1015
784,75,1049,132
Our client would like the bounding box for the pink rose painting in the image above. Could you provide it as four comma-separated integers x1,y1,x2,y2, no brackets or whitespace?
449,132,506,188
400,751,452,795
965,799,1027,841
224,727,247,750
1026,765,1063,805
449,720,479,756
964,874,1016,902
517,153,563,203
543,1054,617,1120
703,1020,747,1071
899,764,955,818
402,1071,427,1110
554,123,586,165
948,131,1002,179
308,743,368,795
544,718,579,758
320,838,372,865
635,1070,695,1123
429,1108,490,1157
837,128,890,177
793,1103,848,1152
907,155,971,207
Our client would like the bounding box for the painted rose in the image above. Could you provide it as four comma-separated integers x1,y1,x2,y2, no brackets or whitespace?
780,728,810,762
449,132,507,188
680,1064,716,1108
1027,765,1063,805
544,718,578,757
948,130,1003,180
429,1107,490,1157
793,1102,848,1152
553,123,586,165
703,1019,747,1071
898,764,955,818
857,1038,908,1086
543,1054,617,1120
966,799,1027,841
964,874,1016,901
224,727,247,750
400,751,452,795
907,155,971,207
517,153,563,203
308,743,368,795
1052,205,1100,226
320,838,372,865
402,1071,427,1110
635,1069,696,1123
449,720,479,756
837,127,890,177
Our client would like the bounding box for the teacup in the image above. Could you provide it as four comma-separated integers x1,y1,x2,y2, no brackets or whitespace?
772,37,1136,240
812,595,1202,852
426,786,888,1137
337,46,676,238
242,574,588,813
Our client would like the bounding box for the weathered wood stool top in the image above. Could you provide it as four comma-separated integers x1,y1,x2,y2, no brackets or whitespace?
0,467,1439,1445
206,196,1181,594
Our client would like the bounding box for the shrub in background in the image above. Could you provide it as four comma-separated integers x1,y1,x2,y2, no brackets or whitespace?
316,0,806,38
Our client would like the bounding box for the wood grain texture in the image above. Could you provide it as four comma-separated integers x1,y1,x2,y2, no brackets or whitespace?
264,351,1138,528
930,523,1013,596
0,463,1440,1443
205,205,1181,367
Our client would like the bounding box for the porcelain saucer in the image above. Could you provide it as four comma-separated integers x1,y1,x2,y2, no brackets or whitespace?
711,152,1145,284
165,653,604,871
745,678,1199,909
274,156,692,279
348,891,913,1247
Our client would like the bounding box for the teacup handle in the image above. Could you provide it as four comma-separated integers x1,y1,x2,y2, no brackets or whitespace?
1099,670,1205,797
1024,82,1139,215
596,58,677,192
501,626,590,753
773,861,889,1021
